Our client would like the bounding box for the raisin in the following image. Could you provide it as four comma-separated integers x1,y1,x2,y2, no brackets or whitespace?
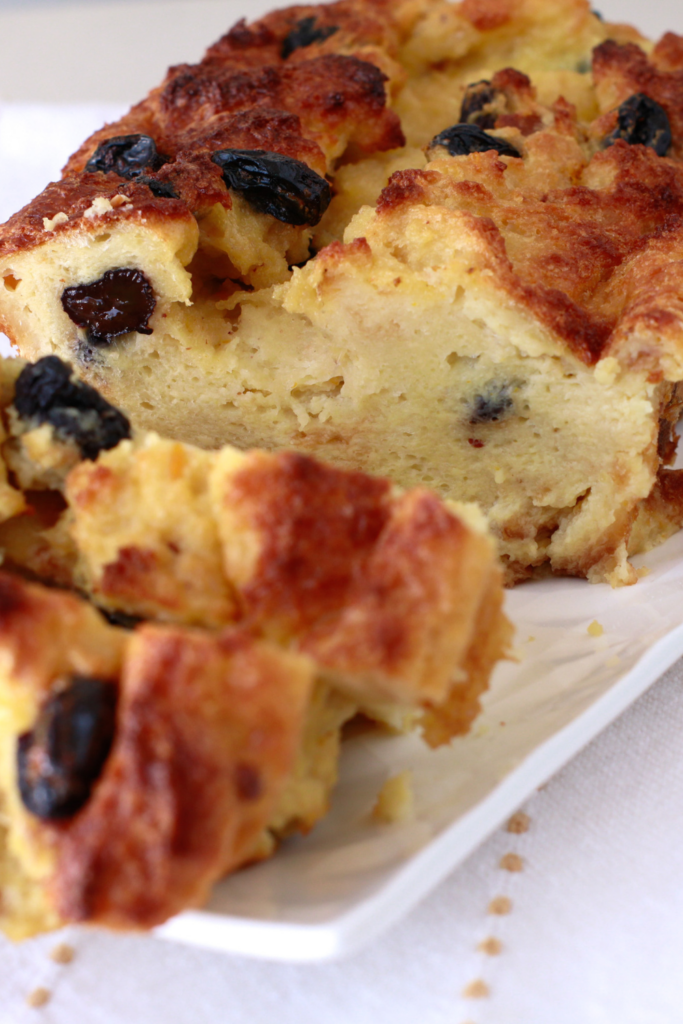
430,124,521,158
97,607,144,630
61,268,156,345
460,80,501,130
136,175,179,199
211,149,332,226
17,676,118,821
606,93,672,156
281,17,339,59
85,134,167,179
469,385,513,424
13,355,131,460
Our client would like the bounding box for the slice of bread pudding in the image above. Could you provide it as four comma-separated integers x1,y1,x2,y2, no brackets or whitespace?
0,573,317,938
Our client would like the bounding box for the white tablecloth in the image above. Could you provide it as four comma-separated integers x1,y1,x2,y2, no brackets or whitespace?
4,6,683,1014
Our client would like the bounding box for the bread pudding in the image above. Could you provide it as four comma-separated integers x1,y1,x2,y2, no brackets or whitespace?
2,0,683,585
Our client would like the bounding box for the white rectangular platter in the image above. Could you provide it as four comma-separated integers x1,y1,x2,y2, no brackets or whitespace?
157,530,683,961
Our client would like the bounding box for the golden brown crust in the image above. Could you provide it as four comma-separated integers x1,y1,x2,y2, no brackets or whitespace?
62,437,509,710
0,174,197,262
652,32,683,72
0,570,124,689
50,624,313,929
215,450,505,704
0,0,407,266
0,570,314,933
460,0,513,32
205,0,402,68
374,138,683,366
592,40,683,160
421,562,512,746
300,489,495,705
155,54,403,158
224,450,392,632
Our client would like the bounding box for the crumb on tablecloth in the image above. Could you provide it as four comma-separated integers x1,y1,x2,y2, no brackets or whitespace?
463,979,490,999
478,936,503,956
50,942,75,964
372,770,414,823
26,987,51,1009
499,852,524,872
488,896,512,915
506,811,531,835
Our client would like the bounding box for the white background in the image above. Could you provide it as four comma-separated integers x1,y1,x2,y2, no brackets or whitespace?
2,2,683,1022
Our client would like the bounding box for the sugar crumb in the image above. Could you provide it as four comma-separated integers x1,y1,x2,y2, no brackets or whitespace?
372,770,414,823
488,895,512,915
478,936,503,956
83,196,114,220
463,979,490,999
605,655,621,668
499,852,524,872
587,620,604,637
27,987,51,1009
110,194,132,209
506,811,530,835
50,942,75,964
42,212,68,232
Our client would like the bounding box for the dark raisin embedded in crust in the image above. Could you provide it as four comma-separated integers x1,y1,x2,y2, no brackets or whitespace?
459,80,501,130
13,355,131,460
211,149,332,226
17,676,118,821
281,17,339,59
136,175,179,199
469,385,514,424
85,134,167,179
97,607,145,630
606,93,672,156
430,124,521,158
61,268,156,345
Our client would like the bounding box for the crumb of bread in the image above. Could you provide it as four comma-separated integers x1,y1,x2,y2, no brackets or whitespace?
463,979,490,998
42,212,68,232
506,811,530,835
26,988,51,1008
83,196,115,220
587,620,604,637
499,852,524,872
488,896,512,915
478,936,503,956
50,942,75,964
372,770,414,823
